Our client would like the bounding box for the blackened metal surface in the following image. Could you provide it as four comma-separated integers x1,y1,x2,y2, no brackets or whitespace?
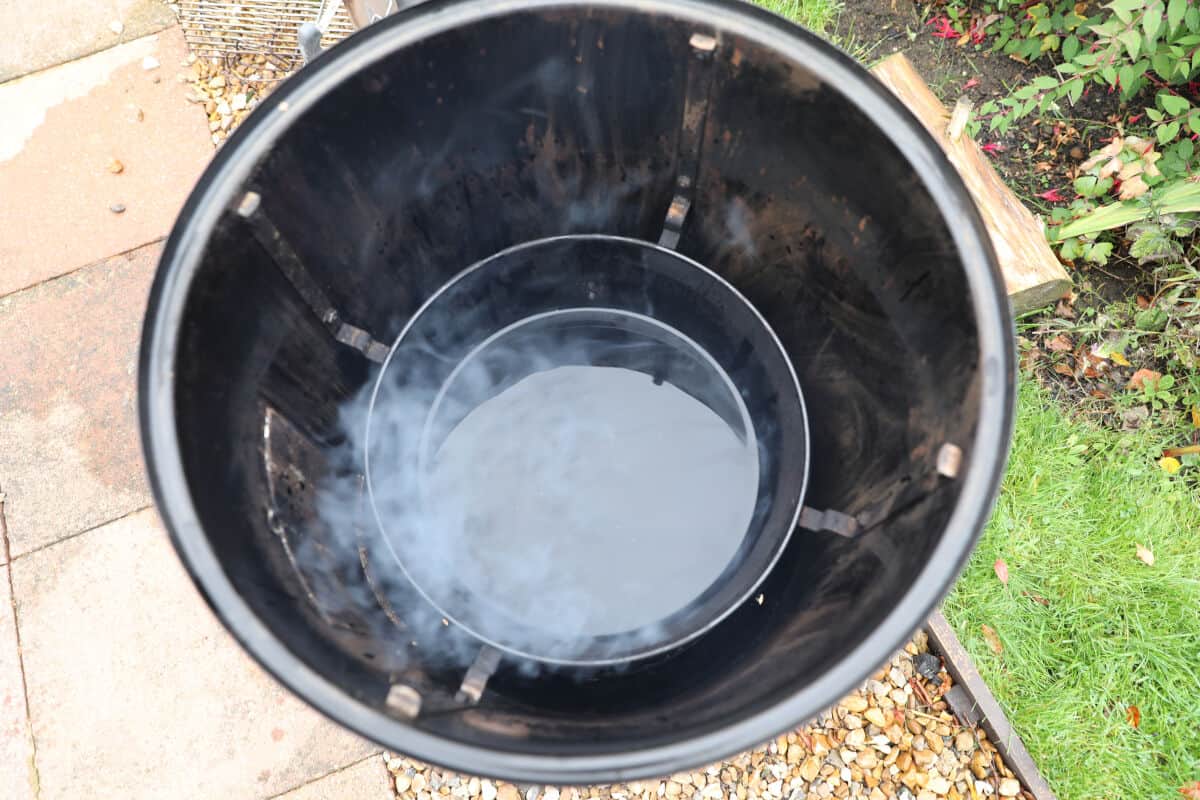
141,0,1014,783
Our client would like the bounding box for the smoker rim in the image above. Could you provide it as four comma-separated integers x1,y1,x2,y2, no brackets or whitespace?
139,0,1016,782
363,233,810,666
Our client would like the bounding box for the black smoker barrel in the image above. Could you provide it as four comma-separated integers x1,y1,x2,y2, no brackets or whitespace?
139,0,1014,783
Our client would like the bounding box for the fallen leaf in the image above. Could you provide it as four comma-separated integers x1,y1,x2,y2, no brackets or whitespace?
1159,456,1182,474
1090,389,1110,400
1180,781,1200,799
1054,363,1074,377
981,624,1003,655
1192,406,1200,429
963,77,980,90
1055,299,1076,318
1129,368,1162,391
1136,543,1155,566
1083,366,1099,379
1036,188,1068,202
1164,444,1200,458
994,558,1009,585
1126,704,1141,728
1109,351,1131,367
1046,334,1074,352
1021,590,1050,606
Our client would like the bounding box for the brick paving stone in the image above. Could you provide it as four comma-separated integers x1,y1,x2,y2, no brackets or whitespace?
0,561,36,800
0,243,159,558
11,509,377,800
276,756,394,800
0,26,211,296
1,0,175,83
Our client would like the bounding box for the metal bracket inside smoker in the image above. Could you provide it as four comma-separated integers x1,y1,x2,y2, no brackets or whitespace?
799,442,963,539
659,32,718,250
237,191,389,363
456,646,502,705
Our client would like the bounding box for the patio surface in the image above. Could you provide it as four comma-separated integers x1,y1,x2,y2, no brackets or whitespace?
0,11,393,800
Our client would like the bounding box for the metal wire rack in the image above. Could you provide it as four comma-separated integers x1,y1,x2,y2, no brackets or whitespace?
178,0,355,59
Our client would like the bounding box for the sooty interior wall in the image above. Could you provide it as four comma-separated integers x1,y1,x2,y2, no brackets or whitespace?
173,6,980,754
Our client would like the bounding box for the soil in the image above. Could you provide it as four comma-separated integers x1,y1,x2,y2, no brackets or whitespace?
832,1,1200,438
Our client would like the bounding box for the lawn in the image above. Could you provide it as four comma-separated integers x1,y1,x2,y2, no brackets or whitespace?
944,383,1200,799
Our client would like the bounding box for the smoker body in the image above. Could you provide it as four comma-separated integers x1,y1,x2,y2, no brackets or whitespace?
140,0,1014,782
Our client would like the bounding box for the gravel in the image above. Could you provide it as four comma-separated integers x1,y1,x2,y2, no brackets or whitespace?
180,53,292,147
384,634,1033,800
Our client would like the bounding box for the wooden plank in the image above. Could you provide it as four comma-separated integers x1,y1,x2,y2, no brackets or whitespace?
870,53,1071,313
926,611,1059,800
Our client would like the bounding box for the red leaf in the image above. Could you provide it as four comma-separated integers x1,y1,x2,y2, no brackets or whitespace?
1126,705,1141,728
994,558,1009,585
964,77,981,90
1180,781,1200,799
1036,188,1069,202
1129,368,1162,391
1021,591,1050,607
1054,364,1075,377
1136,295,1151,309
980,142,1006,154
981,624,1003,655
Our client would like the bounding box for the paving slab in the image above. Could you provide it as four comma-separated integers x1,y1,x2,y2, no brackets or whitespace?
11,508,378,800
1,0,176,83
0,560,36,800
0,243,159,559
275,756,394,800
0,26,211,297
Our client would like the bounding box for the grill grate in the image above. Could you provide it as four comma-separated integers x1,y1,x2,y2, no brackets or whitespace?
178,0,356,59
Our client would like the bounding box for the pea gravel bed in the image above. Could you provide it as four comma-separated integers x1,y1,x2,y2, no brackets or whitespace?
383,634,1032,800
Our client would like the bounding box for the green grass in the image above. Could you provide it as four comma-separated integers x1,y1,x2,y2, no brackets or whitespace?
753,0,842,38
944,382,1200,799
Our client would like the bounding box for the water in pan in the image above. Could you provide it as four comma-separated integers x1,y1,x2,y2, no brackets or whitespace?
420,363,759,642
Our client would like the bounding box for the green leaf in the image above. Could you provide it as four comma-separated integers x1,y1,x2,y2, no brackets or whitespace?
1177,138,1194,160
1157,120,1182,144
1032,75,1059,90
1169,0,1186,33
1143,3,1164,41
1192,48,1200,74
1075,175,1102,197
1102,63,1118,84
1086,241,1113,264
1160,93,1191,115
1188,4,1200,32
1022,97,1040,116
1188,110,1200,133
1147,107,1165,121
1108,0,1133,24
1041,34,1060,52
1067,78,1085,104
1118,29,1141,59
1118,63,1141,95
1152,52,1174,80
1062,34,1081,60
979,100,999,115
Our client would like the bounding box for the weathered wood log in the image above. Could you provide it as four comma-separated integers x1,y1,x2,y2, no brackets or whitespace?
870,53,1072,313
